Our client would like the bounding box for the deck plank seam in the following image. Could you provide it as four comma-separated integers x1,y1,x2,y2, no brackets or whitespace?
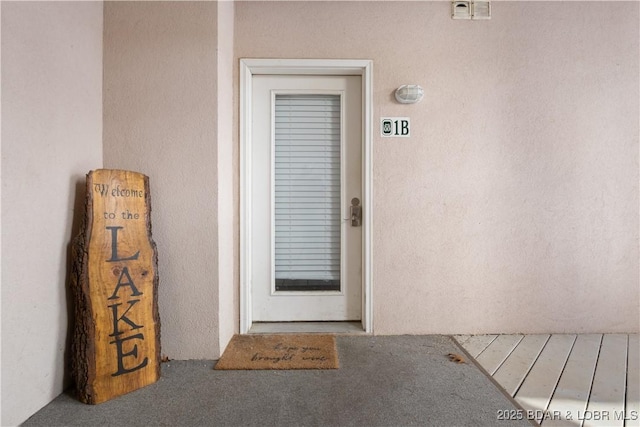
491,334,526,376
474,334,499,358
582,334,605,427
512,334,553,398
622,334,630,427
536,335,576,424
540,334,578,426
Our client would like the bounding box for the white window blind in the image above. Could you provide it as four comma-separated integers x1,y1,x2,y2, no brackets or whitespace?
274,94,341,290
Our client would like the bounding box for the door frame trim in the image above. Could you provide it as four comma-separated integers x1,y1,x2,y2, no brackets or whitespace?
239,58,373,334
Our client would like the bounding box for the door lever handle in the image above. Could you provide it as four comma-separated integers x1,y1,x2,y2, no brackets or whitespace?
349,197,362,227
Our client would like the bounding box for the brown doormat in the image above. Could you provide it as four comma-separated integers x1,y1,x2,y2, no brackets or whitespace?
214,334,339,370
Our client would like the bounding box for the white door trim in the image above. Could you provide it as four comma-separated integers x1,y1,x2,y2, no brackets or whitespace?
240,58,373,334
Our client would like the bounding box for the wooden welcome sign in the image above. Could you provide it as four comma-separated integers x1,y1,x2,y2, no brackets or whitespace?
71,169,160,404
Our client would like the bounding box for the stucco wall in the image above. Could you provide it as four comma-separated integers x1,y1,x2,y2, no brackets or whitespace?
2,5,638,423
103,1,223,359
1,2,104,425
235,1,639,334
216,0,236,353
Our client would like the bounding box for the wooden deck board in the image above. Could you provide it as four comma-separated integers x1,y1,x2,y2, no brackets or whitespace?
476,334,524,375
626,334,639,427
543,334,602,427
455,333,639,427
493,334,550,396
515,334,576,424
460,334,498,358
584,334,629,427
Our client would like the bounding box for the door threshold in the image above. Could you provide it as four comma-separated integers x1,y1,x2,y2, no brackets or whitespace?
248,321,366,335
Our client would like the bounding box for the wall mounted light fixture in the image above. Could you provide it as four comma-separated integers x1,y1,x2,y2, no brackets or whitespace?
395,85,424,104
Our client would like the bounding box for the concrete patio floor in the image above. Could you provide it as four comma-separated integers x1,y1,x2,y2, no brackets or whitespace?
23,335,532,427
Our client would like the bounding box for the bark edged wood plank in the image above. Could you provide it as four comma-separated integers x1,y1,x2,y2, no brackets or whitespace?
71,169,160,404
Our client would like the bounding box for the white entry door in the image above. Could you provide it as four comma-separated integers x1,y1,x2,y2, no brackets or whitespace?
250,74,363,322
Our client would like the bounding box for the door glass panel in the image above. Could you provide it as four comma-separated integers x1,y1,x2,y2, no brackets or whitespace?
274,94,341,291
